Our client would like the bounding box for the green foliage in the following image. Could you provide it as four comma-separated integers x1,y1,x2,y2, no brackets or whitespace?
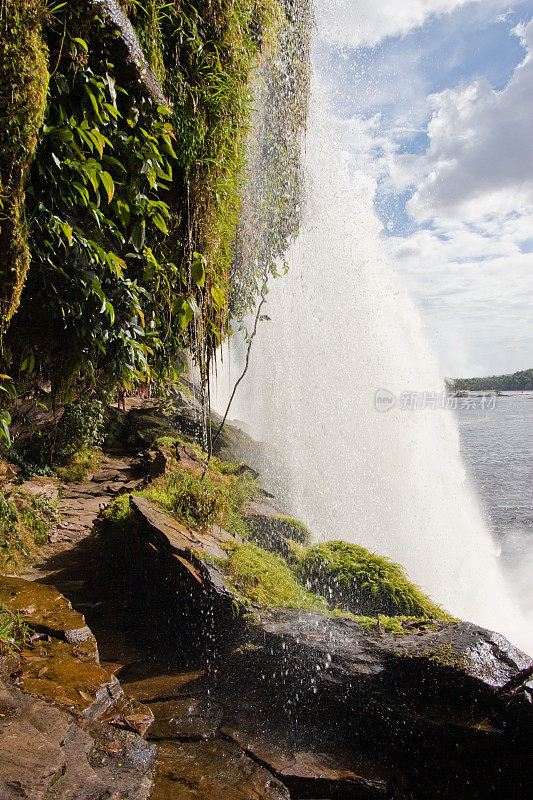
0,487,58,570
141,458,257,537
0,375,16,445
54,446,102,483
0,604,30,656
125,0,302,371
0,0,49,331
8,397,105,473
230,0,311,321
297,541,451,620
5,9,185,393
222,540,329,610
97,493,134,531
1,0,311,418
450,368,533,392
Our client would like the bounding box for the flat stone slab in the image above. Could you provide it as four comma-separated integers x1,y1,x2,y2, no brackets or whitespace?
131,495,232,561
151,739,290,800
0,575,97,657
221,725,388,798
121,669,208,703
0,679,155,800
148,697,223,741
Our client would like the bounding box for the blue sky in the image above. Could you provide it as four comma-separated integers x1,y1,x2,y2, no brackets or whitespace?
316,0,533,376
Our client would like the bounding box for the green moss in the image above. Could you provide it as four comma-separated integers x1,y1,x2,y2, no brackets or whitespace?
352,615,441,635
0,0,49,332
422,643,466,670
222,541,329,610
55,447,102,483
97,493,134,529
270,514,311,545
297,541,452,620
245,513,311,559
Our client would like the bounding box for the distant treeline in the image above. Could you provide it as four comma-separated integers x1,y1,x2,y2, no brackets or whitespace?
449,369,533,392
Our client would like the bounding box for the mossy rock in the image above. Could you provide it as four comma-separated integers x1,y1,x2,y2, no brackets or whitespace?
245,510,312,558
125,407,178,448
296,541,451,620
222,541,328,612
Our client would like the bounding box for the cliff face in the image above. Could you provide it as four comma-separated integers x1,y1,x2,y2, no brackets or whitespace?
2,397,533,799
0,0,310,411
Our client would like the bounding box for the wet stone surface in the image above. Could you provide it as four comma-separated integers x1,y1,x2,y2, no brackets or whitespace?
0,576,155,799
151,739,291,800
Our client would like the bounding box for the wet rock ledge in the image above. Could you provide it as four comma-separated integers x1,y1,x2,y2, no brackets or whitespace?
0,575,156,800
108,494,533,800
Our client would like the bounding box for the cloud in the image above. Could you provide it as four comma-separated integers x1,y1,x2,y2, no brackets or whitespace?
387,222,533,376
404,20,533,221
377,18,533,375
318,5,533,375
317,0,502,48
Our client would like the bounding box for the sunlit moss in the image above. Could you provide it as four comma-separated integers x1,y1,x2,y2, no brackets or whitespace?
140,457,257,537
297,540,452,620
55,447,102,484
222,541,329,610
0,0,49,331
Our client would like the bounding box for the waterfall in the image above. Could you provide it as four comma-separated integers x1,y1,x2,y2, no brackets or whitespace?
213,45,532,656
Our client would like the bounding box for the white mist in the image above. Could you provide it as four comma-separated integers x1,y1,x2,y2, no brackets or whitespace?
213,75,532,654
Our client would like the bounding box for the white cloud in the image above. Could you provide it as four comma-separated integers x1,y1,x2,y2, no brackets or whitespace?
317,0,503,48
319,6,533,375
404,21,533,221
387,223,533,375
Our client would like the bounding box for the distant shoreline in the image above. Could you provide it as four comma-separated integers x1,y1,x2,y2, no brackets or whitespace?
447,369,533,393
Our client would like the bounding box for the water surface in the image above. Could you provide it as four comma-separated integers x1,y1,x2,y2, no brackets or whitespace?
457,392,533,617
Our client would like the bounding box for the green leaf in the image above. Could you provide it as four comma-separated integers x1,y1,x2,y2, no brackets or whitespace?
187,297,200,317
191,253,205,287
131,219,146,252
127,108,140,128
21,353,35,373
152,213,168,235
211,285,225,308
72,36,88,51
105,300,115,325
99,171,115,203
1,416,11,446
60,222,73,244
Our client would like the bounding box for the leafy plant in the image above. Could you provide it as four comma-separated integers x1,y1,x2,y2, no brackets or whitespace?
141,458,257,537
0,487,58,570
0,604,30,656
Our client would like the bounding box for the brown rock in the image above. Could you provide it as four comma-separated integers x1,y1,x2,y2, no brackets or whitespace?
21,475,60,503
222,725,388,798
148,697,222,741
0,678,156,799
0,575,97,660
152,739,290,800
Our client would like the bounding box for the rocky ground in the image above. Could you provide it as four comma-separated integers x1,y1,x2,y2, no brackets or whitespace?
1,396,532,799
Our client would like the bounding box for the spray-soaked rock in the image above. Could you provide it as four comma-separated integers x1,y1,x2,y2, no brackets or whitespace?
122,496,533,799
0,576,156,798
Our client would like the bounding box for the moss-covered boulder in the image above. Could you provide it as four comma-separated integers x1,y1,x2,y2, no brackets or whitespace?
245,499,311,558
297,540,450,619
